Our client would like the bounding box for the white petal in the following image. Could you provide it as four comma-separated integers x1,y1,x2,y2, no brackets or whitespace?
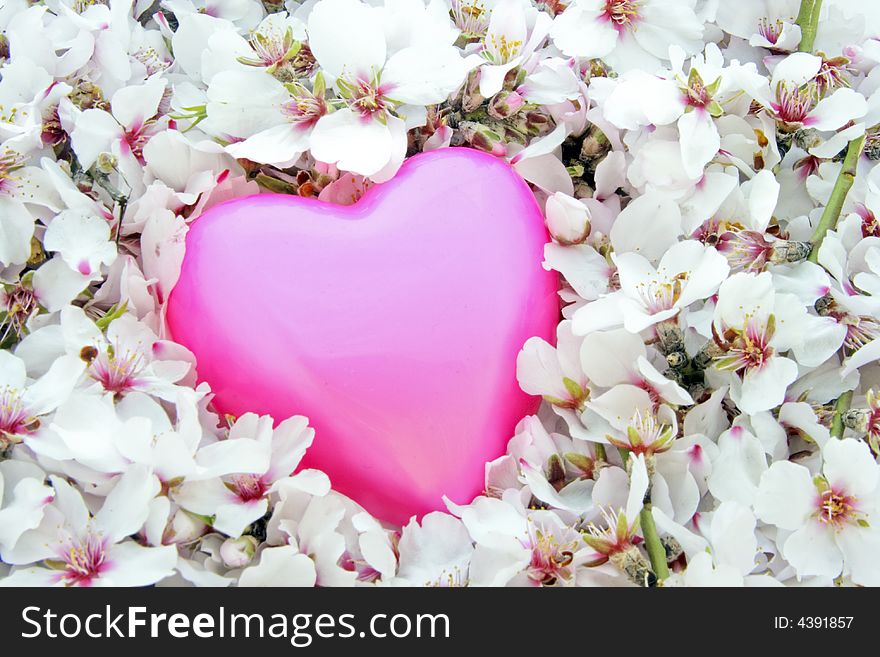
610,192,682,262
550,5,616,58
43,210,116,276
836,527,880,586
707,501,758,575
0,198,35,266
543,243,611,301
359,531,397,578
383,45,472,105
570,294,625,335
308,0,386,79
31,257,93,312
101,542,177,586
0,567,63,587
822,438,879,497
111,77,167,129
239,545,317,587
309,109,395,177
770,52,822,89
737,356,798,414
626,454,649,523
22,355,84,416
95,465,160,542
225,124,310,167
754,460,815,530
213,499,268,538
585,384,651,432
678,110,720,179
707,426,767,506
782,521,842,580
807,88,868,132
478,62,517,98
70,109,121,170
579,328,643,387
0,477,53,555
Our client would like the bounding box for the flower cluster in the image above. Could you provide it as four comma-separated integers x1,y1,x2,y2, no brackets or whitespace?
2,0,880,587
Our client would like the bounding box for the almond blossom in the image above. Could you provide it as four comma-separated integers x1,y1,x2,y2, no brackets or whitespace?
1,0,880,590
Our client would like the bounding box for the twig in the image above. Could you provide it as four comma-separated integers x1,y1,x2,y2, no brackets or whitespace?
640,502,669,582
808,134,866,263
796,0,823,53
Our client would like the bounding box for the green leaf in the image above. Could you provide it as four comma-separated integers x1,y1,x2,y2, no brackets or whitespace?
562,377,584,401
95,301,128,331
564,452,594,474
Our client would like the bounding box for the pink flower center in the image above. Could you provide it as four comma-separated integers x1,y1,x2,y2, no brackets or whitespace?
715,317,775,374
0,149,25,196
0,387,34,440
281,90,327,129
771,82,813,127
758,18,783,45
602,0,640,32
522,527,575,585
88,348,146,397
816,488,858,529
3,283,39,339
716,229,775,272
59,533,108,586
855,203,880,238
344,77,395,119
231,473,268,502
815,57,852,96
451,0,491,37
634,272,689,315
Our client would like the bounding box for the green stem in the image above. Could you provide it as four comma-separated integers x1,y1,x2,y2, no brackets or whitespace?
796,0,823,53
640,503,669,582
808,134,866,263
594,443,606,462
830,391,853,439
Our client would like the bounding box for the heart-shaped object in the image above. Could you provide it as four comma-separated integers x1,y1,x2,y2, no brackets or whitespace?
167,147,558,524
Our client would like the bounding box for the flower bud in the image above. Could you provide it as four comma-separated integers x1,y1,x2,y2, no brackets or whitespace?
488,90,525,120
461,69,484,113
220,535,259,568
459,121,507,157
96,152,117,174
164,508,208,544
545,192,591,244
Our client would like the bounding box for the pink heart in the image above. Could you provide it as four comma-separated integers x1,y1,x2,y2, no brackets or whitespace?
167,148,558,524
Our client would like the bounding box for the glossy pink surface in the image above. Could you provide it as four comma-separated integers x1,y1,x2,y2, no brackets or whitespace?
167,147,559,525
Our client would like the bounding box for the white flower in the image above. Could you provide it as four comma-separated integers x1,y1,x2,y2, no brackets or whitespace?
0,466,177,586
43,210,117,277
550,0,704,73
573,240,729,335
70,76,169,193
476,0,552,97
175,414,314,538
713,271,845,414
755,439,880,586
306,0,475,179
752,52,867,134
714,0,802,51
0,350,82,451
54,306,193,401
205,69,323,167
